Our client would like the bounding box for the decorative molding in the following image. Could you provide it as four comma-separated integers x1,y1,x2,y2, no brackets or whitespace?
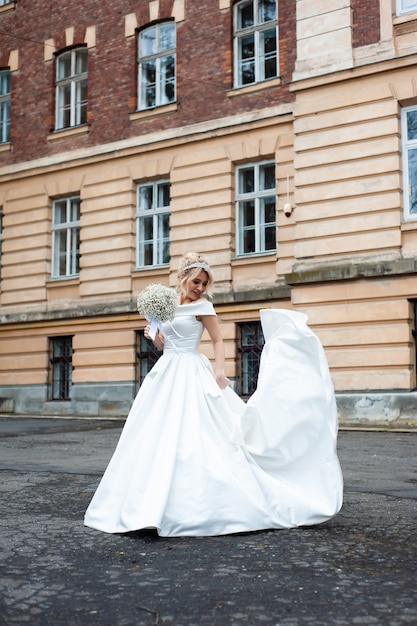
44,39,56,62
394,19,417,35
285,259,417,285
0,1,16,14
0,142,12,154
47,125,90,143
129,103,178,122
125,12,138,38
65,27,75,47
8,49,19,71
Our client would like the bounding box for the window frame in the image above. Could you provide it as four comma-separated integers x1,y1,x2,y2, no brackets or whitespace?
233,0,279,89
401,105,417,221
235,160,277,257
396,0,417,15
135,330,161,392
136,180,171,268
236,321,264,398
52,196,81,278
0,69,11,143
411,300,417,390
48,336,73,401
55,47,88,130
138,21,176,111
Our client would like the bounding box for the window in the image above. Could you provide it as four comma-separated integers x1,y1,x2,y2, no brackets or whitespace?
401,106,417,220
138,22,176,110
0,70,11,143
52,196,81,278
135,331,161,391
396,0,417,15
136,180,170,267
48,336,73,401
234,0,278,88
236,161,276,255
237,321,264,397
55,48,88,130
0,0,14,5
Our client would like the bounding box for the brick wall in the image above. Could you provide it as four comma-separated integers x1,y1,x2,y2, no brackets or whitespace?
352,0,381,48
1,0,296,165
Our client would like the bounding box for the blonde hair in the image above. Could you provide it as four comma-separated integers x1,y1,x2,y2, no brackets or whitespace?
177,252,214,299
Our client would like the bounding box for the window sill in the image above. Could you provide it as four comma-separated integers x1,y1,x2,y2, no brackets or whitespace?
232,252,277,265
394,9,417,23
132,265,170,275
47,124,90,142
394,10,417,35
227,77,282,98
0,2,16,15
47,276,80,286
401,218,417,230
130,103,178,122
0,142,12,153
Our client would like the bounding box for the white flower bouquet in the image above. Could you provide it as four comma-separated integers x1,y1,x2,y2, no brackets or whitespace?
137,283,178,340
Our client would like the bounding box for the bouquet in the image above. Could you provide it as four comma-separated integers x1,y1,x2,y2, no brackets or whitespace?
137,283,178,340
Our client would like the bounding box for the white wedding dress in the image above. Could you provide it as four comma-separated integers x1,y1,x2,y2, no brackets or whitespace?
84,302,343,537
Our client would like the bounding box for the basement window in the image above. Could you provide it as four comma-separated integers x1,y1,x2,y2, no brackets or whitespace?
48,336,73,401
135,331,161,392
236,321,264,398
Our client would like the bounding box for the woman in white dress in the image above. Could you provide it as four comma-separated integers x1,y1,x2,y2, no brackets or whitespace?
84,252,343,537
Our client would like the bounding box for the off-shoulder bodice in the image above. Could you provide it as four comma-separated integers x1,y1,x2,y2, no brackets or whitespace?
161,300,215,353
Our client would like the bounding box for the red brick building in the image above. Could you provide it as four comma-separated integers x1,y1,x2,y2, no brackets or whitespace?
1,0,417,426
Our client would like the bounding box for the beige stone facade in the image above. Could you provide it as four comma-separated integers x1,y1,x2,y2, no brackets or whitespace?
1,0,417,426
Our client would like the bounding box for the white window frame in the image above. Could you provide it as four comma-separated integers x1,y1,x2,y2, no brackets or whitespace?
55,48,88,130
402,106,417,221
52,196,81,278
234,0,279,88
396,0,417,15
136,180,171,268
235,161,277,256
138,22,176,110
0,70,11,143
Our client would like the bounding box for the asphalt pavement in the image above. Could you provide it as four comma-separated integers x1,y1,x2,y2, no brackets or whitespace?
0,417,416,626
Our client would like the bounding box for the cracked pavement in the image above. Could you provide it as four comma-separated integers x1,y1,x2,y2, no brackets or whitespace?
0,417,416,626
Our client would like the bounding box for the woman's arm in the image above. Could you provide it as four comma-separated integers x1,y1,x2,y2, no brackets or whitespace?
200,315,231,389
144,325,165,350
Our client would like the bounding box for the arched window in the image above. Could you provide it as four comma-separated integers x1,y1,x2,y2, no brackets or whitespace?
234,0,278,88
0,70,11,143
138,22,176,110
55,47,88,130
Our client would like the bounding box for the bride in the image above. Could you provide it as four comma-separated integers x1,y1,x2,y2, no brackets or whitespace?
84,252,343,537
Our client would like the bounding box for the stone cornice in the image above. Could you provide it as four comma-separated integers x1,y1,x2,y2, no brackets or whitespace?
0,103,293,181
285,258,417,285
289,52,417,92
0,284,292,326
